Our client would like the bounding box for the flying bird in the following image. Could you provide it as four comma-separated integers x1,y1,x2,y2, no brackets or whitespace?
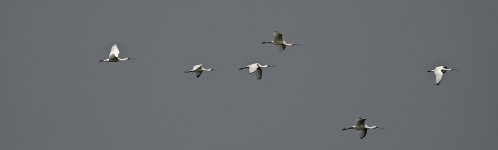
342,118,384,139
427,66,456,85
99,44,130,62
184,64,214,78
238,63,275,80
262,31,300,52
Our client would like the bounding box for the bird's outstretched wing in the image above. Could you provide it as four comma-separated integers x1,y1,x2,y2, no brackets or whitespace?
359,129,368,139
273,31,283,42
356,118,366,126
249,65,258,73
109,44,120,59
195,71,203,78
277,44,286,52
192,64,202,71
255,68,262,80
435,71,444,85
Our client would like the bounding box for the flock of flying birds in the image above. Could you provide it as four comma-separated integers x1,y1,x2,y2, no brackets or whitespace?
98,31,457,139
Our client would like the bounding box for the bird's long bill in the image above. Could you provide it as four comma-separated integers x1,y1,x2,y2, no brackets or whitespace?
268,65,277,67
377,127,385,129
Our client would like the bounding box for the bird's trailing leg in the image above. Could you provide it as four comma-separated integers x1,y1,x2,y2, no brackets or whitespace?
342,127,354,131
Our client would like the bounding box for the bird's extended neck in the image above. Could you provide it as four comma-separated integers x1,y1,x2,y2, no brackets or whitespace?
366,125,380,129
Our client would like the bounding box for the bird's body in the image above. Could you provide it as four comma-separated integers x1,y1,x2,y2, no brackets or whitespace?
262,31,300,52
342,118,383,139
99,44,129,62
427,66,456,85
185,64,214,78
239,63,275,80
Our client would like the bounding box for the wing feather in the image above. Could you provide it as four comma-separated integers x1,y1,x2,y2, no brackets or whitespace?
192,64,202,71
249,65,258,73
273,31,283,42
435,70,444,85
356,118,366,126
109,44,120,59
255,68,262,80
277,44,286,52
359,129,368,139
195,71,203,78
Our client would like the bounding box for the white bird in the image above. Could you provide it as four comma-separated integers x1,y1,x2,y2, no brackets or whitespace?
427,66,456,85
238,63,276,80
342,118,384,139
262,31,300,52
99,44,130,62
184,64,214,78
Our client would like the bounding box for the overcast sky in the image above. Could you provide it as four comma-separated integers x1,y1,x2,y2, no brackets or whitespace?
1,0,498,150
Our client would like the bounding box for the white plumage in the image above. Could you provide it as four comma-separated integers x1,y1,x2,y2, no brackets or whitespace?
185,64,214,78
239,63,275,80
427,66,456,85
99,44,130,62
342,118,383,139
262,31,300,52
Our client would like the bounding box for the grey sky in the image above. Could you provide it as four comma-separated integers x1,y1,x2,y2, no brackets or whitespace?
1,0,497,150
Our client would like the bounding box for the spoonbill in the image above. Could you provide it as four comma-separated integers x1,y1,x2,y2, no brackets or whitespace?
184,64,214,78
427,66,457,85
262,31,300,52
238,63,275,80
99,44,130,62
342,118,384,139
